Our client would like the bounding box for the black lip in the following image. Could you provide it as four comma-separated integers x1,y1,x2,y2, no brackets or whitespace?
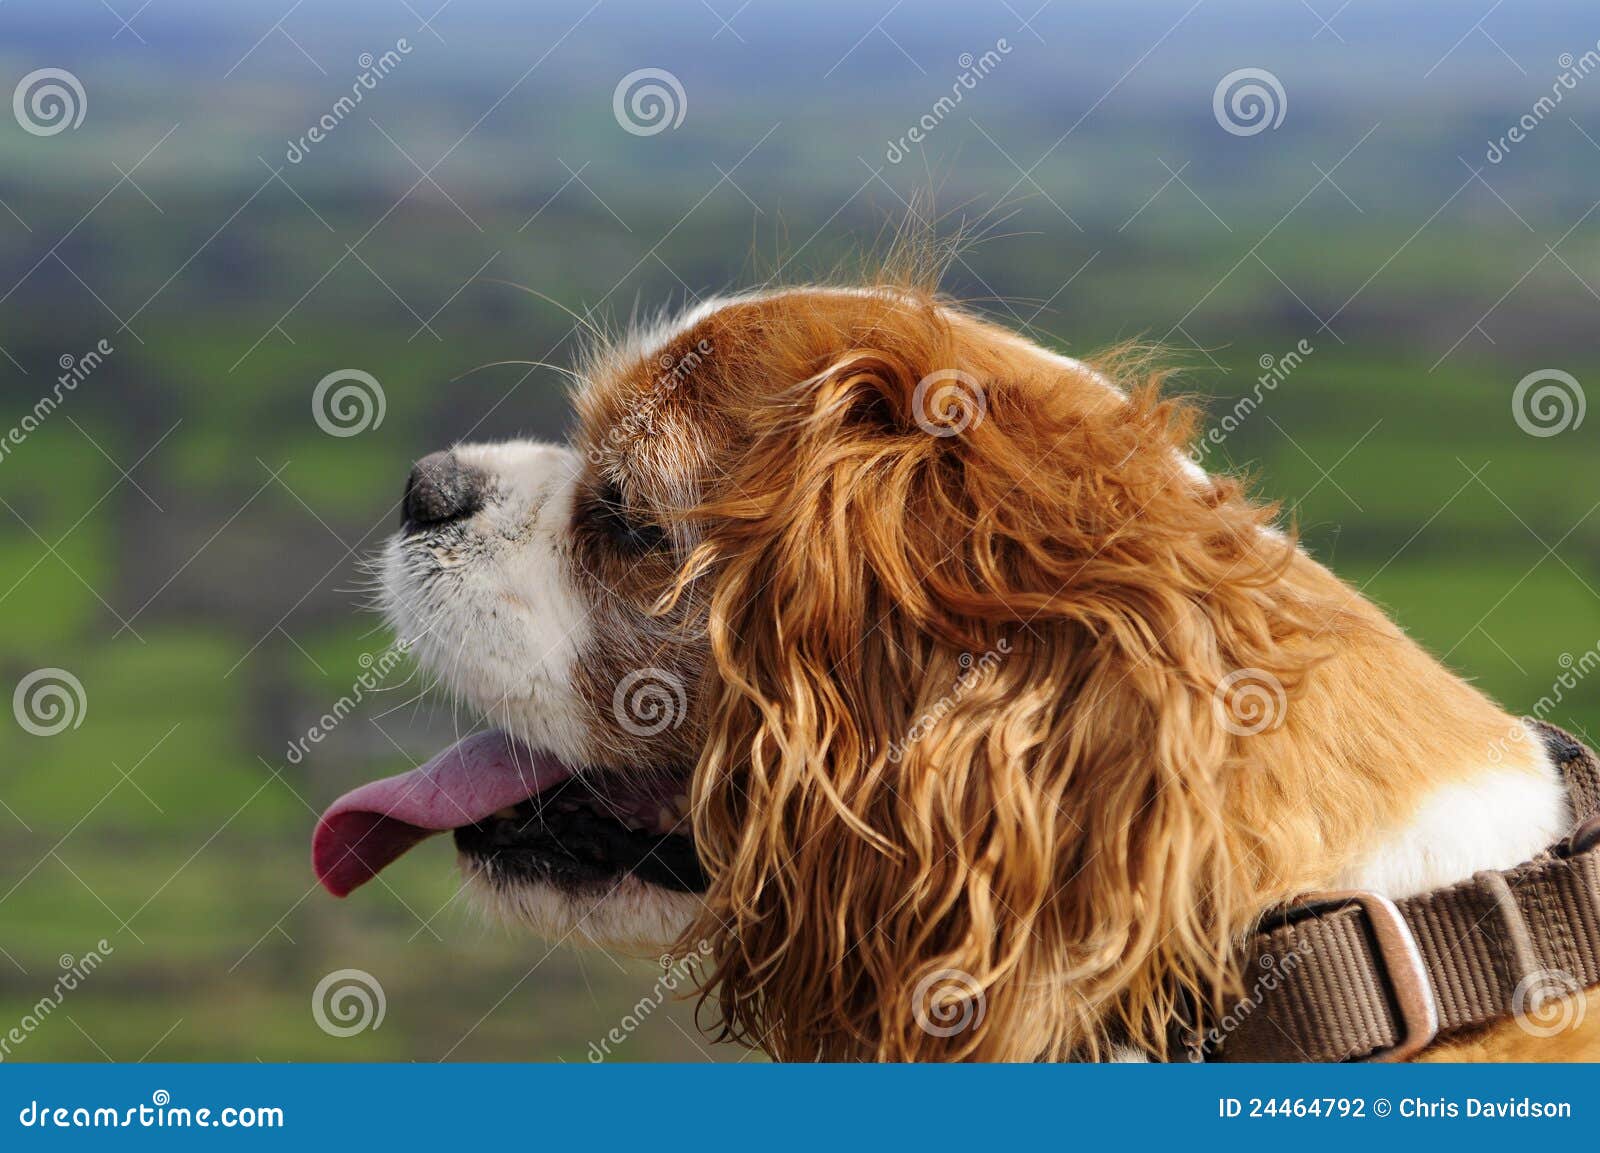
454,779,707,895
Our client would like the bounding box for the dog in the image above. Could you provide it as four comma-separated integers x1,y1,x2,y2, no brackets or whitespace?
313,272,1599,1061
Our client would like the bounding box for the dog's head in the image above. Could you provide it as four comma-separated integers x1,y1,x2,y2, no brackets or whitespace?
314,282,1326,1059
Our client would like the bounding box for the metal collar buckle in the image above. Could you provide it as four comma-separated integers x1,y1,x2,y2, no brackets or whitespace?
1291,889,1440,1062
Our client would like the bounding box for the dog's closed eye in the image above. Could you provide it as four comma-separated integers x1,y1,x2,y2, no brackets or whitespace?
587,480,667,555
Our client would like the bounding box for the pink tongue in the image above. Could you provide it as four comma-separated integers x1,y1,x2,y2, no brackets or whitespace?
312,730,570,897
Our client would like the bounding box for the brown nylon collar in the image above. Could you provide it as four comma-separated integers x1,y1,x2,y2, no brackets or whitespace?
1191,721,1600,1063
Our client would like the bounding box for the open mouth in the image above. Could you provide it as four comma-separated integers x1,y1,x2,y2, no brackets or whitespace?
311,730,705,898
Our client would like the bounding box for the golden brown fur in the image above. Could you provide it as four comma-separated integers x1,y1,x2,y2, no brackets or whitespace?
558,263,1553,1061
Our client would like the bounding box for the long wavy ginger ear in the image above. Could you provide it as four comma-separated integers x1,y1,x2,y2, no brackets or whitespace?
678,325,1319,1061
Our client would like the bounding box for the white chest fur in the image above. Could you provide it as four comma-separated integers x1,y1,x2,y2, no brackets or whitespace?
1334,723,1570,899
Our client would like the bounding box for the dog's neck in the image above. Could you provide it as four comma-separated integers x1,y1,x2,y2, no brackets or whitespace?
1107,725,1571,1063
1333,719,1570,899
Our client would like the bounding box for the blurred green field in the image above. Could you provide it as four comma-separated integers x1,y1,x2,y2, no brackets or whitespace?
1,0,1598,1061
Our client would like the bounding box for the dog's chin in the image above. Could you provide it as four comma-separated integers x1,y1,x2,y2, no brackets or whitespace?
460,858,702,956
446,771,708,956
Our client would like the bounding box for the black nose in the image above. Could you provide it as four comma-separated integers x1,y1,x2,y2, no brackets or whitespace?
402,451,485,531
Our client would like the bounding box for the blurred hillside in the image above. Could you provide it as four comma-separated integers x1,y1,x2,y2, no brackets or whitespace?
0,0,1597,1060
